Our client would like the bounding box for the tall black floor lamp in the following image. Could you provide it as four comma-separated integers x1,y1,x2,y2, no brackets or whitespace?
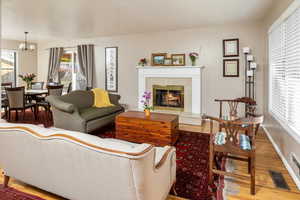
243,47,258,113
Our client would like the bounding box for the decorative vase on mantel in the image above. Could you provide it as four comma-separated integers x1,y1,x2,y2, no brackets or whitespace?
189,52,199,66
191,60,196,66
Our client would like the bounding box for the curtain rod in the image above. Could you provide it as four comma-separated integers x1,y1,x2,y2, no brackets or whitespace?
44,44,98,51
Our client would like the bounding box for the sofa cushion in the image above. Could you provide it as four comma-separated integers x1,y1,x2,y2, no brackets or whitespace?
80,105,123,121
60,90,94,109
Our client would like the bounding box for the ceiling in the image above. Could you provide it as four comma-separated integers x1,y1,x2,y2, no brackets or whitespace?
2,0,274,42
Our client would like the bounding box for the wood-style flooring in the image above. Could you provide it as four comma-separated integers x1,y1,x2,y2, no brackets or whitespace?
1,122,300,200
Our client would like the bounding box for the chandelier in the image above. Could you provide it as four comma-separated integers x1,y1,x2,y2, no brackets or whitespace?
19,32,35,51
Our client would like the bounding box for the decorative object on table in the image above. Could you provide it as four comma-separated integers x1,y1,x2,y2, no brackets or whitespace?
151,53,167,66
189,52,199,66
140,91,153,116
223,38,239,57
105,47,118,92
138,58,148,66
243,47,258,109
171,54,185,66
18,73,36,89
164,58,172,66
223,59,239,77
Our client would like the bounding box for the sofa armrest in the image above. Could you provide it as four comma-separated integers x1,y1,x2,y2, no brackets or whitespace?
46,96,76,113
154,146,176,170
109,94,121,106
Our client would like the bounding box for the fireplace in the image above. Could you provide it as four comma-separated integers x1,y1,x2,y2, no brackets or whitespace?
153,85,184,111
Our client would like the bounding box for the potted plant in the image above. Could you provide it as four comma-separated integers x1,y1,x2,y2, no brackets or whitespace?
19,73,36,89
138,58,148,66
141,91,153,116
189,52,199,66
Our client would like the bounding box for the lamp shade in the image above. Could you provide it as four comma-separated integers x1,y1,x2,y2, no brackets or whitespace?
18,43,26,50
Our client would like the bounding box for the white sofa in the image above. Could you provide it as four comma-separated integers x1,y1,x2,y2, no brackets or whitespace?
0,123,176,200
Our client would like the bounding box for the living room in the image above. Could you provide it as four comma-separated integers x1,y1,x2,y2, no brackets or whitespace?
1,0,300,200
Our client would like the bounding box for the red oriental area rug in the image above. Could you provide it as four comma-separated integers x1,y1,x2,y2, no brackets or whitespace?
3,111,226,200
93,128,226,200
0,185,45,200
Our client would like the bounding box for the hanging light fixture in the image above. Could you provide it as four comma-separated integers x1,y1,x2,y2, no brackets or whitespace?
19,32,35,51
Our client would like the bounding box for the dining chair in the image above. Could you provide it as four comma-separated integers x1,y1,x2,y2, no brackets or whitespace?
1,82,13,118
36,85,64,120
205,114,263,195
5,86,37,121
47,82,60,86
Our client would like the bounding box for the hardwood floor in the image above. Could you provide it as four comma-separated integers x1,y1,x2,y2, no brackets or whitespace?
1,122,300,200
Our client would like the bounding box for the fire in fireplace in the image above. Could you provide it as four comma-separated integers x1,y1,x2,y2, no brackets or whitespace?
153,85,184,111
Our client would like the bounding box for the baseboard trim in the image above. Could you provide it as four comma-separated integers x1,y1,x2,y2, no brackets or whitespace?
262,126,300,190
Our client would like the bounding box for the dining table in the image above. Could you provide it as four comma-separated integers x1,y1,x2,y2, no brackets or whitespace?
25,89,48,96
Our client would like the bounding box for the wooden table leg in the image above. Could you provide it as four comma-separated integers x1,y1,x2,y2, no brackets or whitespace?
3,175,10,188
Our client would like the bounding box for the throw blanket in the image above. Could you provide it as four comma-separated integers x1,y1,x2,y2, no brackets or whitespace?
92,88,113,108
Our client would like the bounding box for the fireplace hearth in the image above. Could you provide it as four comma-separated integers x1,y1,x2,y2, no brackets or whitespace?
153,85,184,111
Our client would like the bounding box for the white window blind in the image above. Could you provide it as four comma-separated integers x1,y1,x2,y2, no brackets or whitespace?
269,7,300,137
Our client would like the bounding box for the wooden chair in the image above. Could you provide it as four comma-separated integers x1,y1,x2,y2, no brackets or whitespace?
1,82,13,118
215,97,257,118
205,115,264,195
5,87,37,121
36,85,64,120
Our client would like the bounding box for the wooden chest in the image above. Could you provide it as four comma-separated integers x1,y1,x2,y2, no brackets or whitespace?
116,111,179,146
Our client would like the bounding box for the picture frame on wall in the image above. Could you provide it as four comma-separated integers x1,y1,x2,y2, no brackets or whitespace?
223,59,239,77
164,58,172,66
151,53,167,66
223,38,239,57
171,54,185,66
105,47,118,92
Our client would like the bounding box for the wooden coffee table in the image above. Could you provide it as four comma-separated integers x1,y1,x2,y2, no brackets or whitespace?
115,111,179,146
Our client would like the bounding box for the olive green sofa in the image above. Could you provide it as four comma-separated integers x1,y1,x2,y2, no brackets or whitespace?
46,90,124,133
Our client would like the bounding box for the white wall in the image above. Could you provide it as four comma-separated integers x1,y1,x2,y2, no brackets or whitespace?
263,0,300,189
1,39,38,85
38,22,265,116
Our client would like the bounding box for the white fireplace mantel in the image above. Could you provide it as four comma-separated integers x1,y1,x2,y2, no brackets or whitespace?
137,66,204,115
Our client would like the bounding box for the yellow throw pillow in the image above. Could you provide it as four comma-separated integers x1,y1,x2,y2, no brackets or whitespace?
92,88,114,108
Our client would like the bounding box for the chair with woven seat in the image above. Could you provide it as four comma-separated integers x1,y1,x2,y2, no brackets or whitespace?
5,86,37,121
206,115,263,195
36,85,64,120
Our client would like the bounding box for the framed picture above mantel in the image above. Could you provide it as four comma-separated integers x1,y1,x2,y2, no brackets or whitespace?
151,53,186,66
105,47,118,92
151,53,167,66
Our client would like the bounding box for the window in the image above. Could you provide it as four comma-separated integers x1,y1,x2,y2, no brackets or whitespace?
269,6,300,138
59,50,86,92
1,50,17,86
